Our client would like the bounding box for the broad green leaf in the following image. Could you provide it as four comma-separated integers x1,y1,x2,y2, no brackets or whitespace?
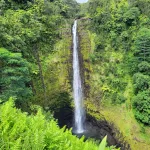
99,136,107,150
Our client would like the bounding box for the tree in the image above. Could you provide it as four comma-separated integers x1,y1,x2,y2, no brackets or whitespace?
130,0,150,17
138,61,150,74
135,28,150,62
0,48,32,103
123,7,140,26
133,73,150,94
133,90,150,125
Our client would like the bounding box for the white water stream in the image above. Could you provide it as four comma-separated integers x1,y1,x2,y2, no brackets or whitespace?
72,20,85,133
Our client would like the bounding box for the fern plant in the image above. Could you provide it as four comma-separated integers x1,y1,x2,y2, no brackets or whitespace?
0,98,119,150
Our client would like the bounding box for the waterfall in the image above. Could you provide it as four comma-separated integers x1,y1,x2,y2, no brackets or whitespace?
72,20,85,133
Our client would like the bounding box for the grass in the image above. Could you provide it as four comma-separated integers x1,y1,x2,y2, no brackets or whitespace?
100,104,150,150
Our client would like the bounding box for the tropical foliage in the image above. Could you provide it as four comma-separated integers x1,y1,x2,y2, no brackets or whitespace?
86,0,150,125
0,48,32,102
0,0,150,149
0,99,118,150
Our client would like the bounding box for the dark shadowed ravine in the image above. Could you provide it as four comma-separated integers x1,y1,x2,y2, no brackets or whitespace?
54,106,130,150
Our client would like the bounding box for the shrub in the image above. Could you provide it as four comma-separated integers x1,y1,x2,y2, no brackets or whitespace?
133,90,150,125
0,48,32,102
123,7,140,26
138,61,150,74
111,78,127,91
134,28,150,62
133,73,150,93
112,92,126,104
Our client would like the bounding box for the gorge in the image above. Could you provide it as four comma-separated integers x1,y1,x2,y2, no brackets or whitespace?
0,0,150,150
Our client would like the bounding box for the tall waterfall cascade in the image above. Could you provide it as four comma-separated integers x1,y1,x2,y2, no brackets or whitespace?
72,20,85,133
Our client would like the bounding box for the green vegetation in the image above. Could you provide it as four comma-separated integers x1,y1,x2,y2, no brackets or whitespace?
0,0,117,149
0,48,32,102
133,90,150,125
77,0,150,149
0,98,119,150
1,0,150,149
0,0,78,107
86,0,150,125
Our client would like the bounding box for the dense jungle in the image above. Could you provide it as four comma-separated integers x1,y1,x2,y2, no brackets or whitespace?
0,0,150,150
